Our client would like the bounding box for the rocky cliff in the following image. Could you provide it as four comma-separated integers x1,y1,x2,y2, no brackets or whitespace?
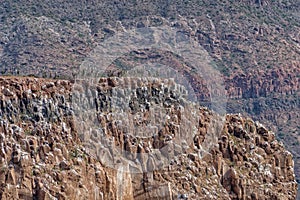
0,76,297,199
0,0,299,198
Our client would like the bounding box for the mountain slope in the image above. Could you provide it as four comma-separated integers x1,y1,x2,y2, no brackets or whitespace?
0,0,299,198
0,76,298,199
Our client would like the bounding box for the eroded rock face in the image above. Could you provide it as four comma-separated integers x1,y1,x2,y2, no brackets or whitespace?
0,76,297,199
1,1,299,194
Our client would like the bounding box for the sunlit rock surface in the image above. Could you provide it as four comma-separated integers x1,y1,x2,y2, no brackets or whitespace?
0,76,297,199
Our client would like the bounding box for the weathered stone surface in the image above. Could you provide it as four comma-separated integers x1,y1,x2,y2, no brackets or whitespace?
0,76,297,199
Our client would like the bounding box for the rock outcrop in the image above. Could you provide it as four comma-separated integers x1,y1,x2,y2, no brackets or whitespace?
0,76,297,199
0,1,299,195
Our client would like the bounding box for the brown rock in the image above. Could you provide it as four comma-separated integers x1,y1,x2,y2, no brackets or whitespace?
6,166,16,185
59,160,70,170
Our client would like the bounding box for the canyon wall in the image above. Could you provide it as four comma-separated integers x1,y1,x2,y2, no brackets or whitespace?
0,76,297,199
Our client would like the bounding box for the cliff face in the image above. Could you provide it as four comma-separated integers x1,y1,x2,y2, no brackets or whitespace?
0,0,299,197
0,0,299,159
224,63,300,189
0,76,297,199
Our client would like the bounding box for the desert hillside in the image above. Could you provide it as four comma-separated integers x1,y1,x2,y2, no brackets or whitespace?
0,0,299,199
